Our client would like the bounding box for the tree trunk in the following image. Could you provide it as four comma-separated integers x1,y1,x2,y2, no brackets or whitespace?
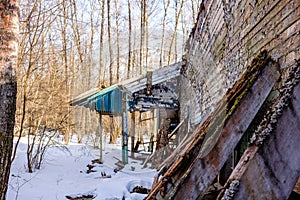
127,0,132,79
0,1,19,199
140,0,146,75
107,0,113,85
168,0,185,65
160,0,171,67
98,0,105,86
114,0,120,82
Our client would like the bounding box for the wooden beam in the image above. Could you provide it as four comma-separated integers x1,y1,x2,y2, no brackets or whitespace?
122,93,128,164
99,113,103,163
171,59,280,200
146,53,280,199
131,112,135,156
219,67,300,199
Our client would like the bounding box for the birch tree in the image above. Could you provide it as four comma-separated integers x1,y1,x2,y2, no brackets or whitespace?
0,1,19,199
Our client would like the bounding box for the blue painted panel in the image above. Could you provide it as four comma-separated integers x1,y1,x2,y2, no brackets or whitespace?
95,88,122,115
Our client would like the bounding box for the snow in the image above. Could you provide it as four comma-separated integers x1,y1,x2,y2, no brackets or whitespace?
8,136,157,200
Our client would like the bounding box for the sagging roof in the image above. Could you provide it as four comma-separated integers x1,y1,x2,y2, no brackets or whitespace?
70,62,181,114
122,62,181,94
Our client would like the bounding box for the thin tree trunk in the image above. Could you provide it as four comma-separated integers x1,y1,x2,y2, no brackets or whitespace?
145,13,149,72
168,0,185,65
0,1,19,198
107,0,113,85
127,0,132,79
88,1,95,88
62,0,71,142
114,0,120,82
131,31,139,76
190,0,196,23
140,0,146,75
160,0,171,67
107,0,115,143
98,0,105,86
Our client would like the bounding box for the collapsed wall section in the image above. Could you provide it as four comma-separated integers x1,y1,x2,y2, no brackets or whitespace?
180,0,300,131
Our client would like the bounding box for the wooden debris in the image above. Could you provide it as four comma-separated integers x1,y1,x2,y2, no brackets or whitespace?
146,52,281,199
65,194,95,200
91,159,103,165
217,61,300,200
131,186,150,194
86,164,96,174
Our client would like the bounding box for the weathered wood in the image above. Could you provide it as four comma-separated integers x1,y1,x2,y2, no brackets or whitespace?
146,53,280,199
219,66,300,200
170,59,280,200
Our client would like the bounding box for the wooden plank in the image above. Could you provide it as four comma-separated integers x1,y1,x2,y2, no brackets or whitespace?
170,59,280,200
219,68,300,199
146,54,280,200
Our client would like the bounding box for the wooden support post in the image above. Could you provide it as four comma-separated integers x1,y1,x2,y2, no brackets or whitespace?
122,93,128,164
146,71,153,95
131,111,135,156
99,113,103,163
153,108,159,151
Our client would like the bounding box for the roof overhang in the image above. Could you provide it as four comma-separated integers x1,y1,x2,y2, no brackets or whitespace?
70,62,182,113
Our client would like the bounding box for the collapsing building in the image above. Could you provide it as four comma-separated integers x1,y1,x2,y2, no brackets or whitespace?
71,63,182,164
145,0,300,199
71,0,300,198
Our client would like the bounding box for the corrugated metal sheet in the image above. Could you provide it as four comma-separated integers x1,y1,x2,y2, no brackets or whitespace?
95,88,122,115
71,85,122,115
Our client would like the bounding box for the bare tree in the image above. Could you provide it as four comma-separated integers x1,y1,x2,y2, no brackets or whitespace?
98,0,105,86
140,0,146,75
168,0,185,65
107,0,113,85
127,0,132,79
114,0,120,82
0,1,19,199
160,0,171,67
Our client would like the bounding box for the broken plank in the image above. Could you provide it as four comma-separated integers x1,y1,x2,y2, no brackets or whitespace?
147,55,280,200
220,71,300,200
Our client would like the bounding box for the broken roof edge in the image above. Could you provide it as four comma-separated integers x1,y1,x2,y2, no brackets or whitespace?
70,84,121,107
70,62,182,107
122,62,182,94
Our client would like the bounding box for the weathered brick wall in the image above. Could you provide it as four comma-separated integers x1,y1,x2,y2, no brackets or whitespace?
180,0,300,128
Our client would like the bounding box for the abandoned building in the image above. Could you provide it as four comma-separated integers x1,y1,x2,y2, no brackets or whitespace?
145,0,300,199
72,0,300,199
71,62,181,164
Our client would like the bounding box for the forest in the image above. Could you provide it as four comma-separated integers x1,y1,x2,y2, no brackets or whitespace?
14,0,199,145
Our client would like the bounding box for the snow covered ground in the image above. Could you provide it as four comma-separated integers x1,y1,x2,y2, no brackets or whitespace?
7,136,157,200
